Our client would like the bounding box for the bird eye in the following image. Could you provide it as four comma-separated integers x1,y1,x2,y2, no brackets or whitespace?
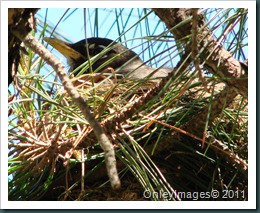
88,44,108,59
88,43,118,60
94,45,106,55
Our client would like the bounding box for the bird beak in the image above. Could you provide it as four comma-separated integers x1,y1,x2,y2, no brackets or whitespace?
43,37,84,61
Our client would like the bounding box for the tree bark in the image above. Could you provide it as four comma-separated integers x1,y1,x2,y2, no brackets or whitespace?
152,8,248,98
8,8,39,86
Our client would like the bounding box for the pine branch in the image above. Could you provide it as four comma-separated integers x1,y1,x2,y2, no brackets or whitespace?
11,28,121,190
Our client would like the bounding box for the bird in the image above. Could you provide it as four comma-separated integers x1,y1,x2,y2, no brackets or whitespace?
43,37,172,80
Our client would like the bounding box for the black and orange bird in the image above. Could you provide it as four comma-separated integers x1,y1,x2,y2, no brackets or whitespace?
43,37,171,79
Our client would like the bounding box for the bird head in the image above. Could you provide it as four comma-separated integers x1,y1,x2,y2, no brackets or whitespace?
43,37,141,76
43,37,171,79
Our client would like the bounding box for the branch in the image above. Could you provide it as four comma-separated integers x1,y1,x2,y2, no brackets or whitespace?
11,29,121,190
152,8,248,98
183,85,238,138
8,8,39,86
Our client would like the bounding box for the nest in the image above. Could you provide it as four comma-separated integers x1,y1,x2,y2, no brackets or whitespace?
8,72,248,201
